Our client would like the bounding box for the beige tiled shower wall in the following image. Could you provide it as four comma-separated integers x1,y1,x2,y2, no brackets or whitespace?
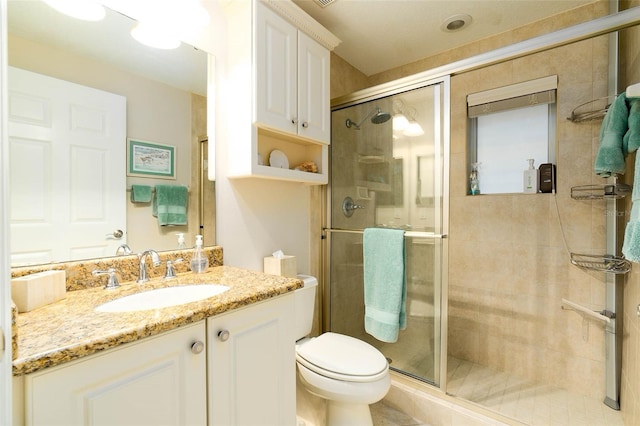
448,30,610,397
328,0,619,406
619,1,640,424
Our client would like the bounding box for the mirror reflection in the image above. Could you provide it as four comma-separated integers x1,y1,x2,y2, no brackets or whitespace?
7,0,213,267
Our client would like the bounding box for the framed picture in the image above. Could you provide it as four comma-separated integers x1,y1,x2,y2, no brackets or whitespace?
127,139,176,179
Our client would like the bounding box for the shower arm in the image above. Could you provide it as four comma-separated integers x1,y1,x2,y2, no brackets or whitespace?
345,108,380,130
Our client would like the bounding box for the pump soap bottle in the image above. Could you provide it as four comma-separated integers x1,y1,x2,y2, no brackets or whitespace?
177,233,186,249
523,159,539,193
190,235,209,273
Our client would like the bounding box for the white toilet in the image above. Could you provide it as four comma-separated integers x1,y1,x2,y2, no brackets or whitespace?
294,275,390,426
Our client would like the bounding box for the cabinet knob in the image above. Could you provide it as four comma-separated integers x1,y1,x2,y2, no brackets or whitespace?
217,330,230,342
301,122,309,128
291,118,298,125
191,341,205,354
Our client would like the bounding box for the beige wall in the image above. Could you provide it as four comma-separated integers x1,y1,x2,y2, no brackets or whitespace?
619,1,640,424
9,35,204,254
329,0,632,414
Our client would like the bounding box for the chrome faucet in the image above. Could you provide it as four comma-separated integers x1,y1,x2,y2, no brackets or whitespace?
137,249,161,283
115,244,132,256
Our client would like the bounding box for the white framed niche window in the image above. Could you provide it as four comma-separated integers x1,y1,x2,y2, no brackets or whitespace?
468,75,557,194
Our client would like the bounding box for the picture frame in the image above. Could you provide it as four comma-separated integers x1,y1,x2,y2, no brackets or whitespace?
127,139,176,179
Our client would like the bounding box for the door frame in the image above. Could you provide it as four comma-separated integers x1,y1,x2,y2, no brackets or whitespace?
0,0,13,422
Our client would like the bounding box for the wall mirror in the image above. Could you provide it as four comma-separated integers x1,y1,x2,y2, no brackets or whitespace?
7,0,213,267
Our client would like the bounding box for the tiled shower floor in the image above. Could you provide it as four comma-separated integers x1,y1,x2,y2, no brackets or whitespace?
447,357,624,426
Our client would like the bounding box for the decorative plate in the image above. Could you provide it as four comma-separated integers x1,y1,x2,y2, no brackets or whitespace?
269,150,289,169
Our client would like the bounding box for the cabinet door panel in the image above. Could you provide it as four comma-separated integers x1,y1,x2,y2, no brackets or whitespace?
208,294,296,426
25,322,206,426
255,2,297,133
297,32,330,144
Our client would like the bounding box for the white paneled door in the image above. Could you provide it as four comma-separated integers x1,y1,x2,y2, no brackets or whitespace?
8,67,126,265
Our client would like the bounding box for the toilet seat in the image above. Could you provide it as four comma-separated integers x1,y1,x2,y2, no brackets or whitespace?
296,332,388,383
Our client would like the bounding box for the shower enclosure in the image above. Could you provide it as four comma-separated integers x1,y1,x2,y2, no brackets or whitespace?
325,78,449,386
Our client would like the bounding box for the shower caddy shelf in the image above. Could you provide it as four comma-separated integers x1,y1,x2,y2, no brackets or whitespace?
566,96,613,123
570,183,631,200
569,252,631,274
569,182,631,274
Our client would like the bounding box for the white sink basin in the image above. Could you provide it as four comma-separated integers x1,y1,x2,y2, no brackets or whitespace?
95,284,230,313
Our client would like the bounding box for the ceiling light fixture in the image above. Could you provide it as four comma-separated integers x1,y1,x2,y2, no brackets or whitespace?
42,0,106,21
129,0,210,50
441,14,472,32
393,99,424,137
392,113,409,131
403,120,425,137
131,22,181,50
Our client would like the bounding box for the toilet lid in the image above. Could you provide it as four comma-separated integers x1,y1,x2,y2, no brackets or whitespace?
296,333,388,380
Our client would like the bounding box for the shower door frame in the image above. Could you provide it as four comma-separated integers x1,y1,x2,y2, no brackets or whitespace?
323,75,451,391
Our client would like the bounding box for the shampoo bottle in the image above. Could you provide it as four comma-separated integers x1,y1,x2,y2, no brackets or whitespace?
190,235,209,273
523,159,539,193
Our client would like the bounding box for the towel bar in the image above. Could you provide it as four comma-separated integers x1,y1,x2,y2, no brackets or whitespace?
126,186,190,192
323,228,446,239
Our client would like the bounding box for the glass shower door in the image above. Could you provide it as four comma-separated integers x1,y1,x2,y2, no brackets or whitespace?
327,81,447,386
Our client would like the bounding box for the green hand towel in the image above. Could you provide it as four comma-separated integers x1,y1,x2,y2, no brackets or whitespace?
152,185,188,226
595,93,629,177
363,227,406,343
130,184,152,203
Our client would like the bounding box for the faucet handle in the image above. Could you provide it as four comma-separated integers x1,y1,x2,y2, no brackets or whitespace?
92,268,120,289
164,258,184,279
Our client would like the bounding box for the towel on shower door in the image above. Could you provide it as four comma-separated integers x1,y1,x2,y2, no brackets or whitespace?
152,185,188,226
363,227,406,343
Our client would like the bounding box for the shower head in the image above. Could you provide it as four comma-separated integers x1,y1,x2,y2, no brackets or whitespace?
371,109,391,124
345,107,391,130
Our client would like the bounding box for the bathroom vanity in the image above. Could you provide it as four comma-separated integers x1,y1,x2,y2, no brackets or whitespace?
11,266,301,425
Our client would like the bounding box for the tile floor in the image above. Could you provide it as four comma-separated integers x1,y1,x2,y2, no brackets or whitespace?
371,400,429,426
447,357,624,426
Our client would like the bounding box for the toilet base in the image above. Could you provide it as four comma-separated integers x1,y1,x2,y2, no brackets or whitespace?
327,400,373,426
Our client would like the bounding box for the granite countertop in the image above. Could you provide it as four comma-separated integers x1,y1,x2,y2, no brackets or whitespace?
13,266,303,376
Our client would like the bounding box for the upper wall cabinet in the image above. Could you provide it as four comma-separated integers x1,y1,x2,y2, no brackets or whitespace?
256,2,330,143
224,0,339,184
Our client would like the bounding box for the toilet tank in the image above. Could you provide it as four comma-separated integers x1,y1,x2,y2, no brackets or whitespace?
294,275,318,340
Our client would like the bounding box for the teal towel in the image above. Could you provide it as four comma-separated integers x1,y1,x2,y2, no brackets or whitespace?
622,99,640,261
130,184,152,203
152,185,188,226
595,93,629,177
624,98,640,154
363,228,406,343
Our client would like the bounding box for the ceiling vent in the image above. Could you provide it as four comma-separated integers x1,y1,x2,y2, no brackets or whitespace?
313,0,336,8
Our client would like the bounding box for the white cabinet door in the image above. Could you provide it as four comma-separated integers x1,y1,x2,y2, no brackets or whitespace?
297,31,330,144
208,294,296,426
24,322,206,426
255,2,330,144
255,1,297,134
